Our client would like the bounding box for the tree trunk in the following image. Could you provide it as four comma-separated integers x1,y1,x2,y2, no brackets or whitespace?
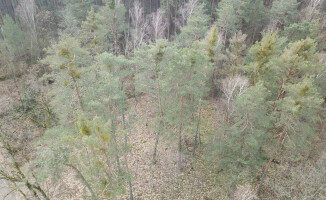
66,164,97,200
178,97,184,171
113,16,119,56
122,111,134,200
256,126,287,195
319,122,326,140
192,100,202,157
11,65,25,111
178,128,182,171
0,126,50,200
72,76,83,111
210,0,215,25
174,3,177,35
142,0,145,20
167,0,170,41
152,72,164,164
153,130,160,164
111,118,122,172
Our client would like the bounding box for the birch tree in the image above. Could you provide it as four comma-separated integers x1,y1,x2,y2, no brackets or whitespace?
130,1,149,50
147,9,166,42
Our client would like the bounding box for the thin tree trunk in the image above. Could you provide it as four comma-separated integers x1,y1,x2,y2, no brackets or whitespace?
272,86,285,111
33,185,50,200
178,97,184,171
0,126,50,200
152,130,160,164
71,76,83,111
113,17,119,56
142,0,145,20
174,3,177,35
31,173,50,200
178,126,182,170
11,66,25,111
122,111,134,200
192,100,202,157
66,164,97,200
210,0,215,25
152,72,164,164
256,125,287,195
319,122,326,140
111,117,122,172
167,0,170,41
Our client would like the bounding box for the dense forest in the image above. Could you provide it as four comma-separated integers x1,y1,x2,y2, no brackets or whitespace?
0,0,326,199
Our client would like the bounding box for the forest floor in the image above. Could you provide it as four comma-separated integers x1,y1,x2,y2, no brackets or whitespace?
0,77,260,200
119,95,220,200
4,77,317,199
0,79,19,200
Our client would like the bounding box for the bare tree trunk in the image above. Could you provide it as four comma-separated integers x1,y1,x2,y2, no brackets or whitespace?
319,122,326,140
167,0,170,41
178,126,182,170
272,86,285,111
71,76,83,111
178,97,184,171
256,126,287,196
11,65,25,111
111,117,122,172
210,0,215,25
152,130,160,164
122,112,134,200
114,20,119,56
192,100,202,157
152,72,164,164
142,0,145,20
66,164,97,200
175,3,178,36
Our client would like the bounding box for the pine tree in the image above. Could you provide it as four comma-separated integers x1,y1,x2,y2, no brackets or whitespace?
224,31,247,73
177,3,209,47
60,0,100,35
96,51,135,199
270,0,299,28
242,0,268,43
244,31,285,89
81,7,106,55
134,40,170,164
205,82,272,189
163,44,211,170
98,2,127,55
282,21,319,42
0,15,28,64
215,0,246,43
42,34,91,114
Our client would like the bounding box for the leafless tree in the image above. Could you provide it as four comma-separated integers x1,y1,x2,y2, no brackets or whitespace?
130,1,149,51
304,0,324,21
115,0,123,5
221,75,249,122
147,9,166,42
15,0,39,57
178,0,199,28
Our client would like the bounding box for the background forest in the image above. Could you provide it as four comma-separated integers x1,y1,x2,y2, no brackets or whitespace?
0,0,326,199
